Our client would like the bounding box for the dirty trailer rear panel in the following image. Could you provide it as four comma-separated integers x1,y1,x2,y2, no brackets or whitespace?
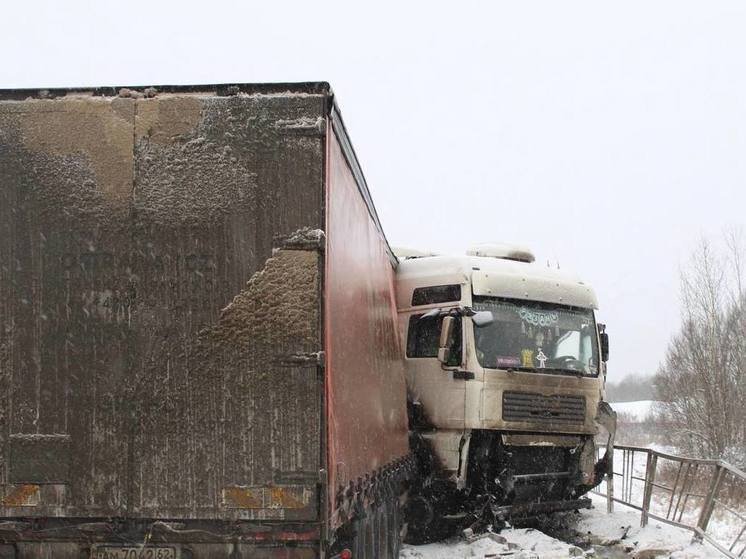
0,83,409,557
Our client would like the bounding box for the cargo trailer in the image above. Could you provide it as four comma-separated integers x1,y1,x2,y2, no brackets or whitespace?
0,83,411,558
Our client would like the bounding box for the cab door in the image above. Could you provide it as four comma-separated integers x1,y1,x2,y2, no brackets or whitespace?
401,311,466,430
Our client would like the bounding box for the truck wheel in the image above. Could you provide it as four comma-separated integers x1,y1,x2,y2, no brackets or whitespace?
402,492,436,544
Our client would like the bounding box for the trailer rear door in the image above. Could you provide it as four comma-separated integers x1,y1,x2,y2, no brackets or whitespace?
0,86,326,521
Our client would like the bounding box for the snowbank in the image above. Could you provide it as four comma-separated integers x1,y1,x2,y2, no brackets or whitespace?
399,497,724,558
577,495,722,558
610,400,659,421
400,528,579,559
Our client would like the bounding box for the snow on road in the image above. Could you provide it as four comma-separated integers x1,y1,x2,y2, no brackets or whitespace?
400,496,722,558
400,528,578,559
399,440,734,558
400,406,738,557
577,495,720,558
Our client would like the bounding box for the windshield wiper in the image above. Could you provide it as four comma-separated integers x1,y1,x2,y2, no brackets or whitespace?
537,367,586,377
496,366,587,377
502,366,535,373
499,366,586,376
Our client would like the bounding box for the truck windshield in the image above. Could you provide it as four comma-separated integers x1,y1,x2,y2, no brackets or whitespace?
472,296,599,376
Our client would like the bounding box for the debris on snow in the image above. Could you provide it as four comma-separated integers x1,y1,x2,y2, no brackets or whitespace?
400,496,724,558
400,528,581,559
573,497,721,558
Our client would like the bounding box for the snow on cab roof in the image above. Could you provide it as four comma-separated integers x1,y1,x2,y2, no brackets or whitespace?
396,253,598,310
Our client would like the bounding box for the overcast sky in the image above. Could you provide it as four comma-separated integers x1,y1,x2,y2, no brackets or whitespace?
3,1,745,381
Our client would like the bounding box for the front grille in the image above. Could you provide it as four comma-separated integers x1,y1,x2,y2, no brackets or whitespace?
502,391,586,424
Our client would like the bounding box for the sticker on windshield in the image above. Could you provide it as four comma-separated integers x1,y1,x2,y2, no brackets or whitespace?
536,348,548,368
521,349,534,368
496,356,520,368
517,307,559,327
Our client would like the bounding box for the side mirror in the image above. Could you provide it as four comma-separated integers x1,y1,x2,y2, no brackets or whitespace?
419,307,441,320
472,310,494,328
437,315,455,364
598,324,609,362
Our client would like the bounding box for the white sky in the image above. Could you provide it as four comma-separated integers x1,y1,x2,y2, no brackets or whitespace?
3,0,746,381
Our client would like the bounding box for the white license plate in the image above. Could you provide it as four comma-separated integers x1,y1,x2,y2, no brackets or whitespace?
91,546,177,559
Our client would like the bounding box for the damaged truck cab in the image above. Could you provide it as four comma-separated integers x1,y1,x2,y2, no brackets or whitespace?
395,244,616,538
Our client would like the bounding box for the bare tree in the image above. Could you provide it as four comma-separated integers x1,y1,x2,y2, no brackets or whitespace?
655,231,746,466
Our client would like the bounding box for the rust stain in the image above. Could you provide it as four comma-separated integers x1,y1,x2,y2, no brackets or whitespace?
2,484,40,507
269,486,306,509
222,486,263,509
221,485,309,510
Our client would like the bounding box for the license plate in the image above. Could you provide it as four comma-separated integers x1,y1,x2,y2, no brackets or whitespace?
91,546,177,559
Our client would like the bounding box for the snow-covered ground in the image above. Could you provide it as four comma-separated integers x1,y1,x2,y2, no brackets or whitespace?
609,400,659,421
400,496,723,558
399,445,736,557
578,495,721,558
399,408,741,557
595,446,745,553
399,529,575,559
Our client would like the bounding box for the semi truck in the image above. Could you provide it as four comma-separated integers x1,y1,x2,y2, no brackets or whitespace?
0,83,411,558
0,81,615,557
395,244,616,541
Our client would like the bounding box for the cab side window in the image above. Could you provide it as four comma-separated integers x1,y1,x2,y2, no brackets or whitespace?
406,314,462,366
411,284,461,306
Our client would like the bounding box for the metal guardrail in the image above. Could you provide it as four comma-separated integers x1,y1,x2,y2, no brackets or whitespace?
592,445,746,558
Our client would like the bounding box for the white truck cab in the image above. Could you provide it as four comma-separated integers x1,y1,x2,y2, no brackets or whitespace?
395,244,615,539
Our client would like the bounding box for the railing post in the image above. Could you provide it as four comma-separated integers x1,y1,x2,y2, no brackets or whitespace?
641,451,658,528
607,446,614,513
696,464,725,537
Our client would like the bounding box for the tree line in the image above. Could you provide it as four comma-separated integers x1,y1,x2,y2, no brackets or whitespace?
605,373,656,402
654,230,746,468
